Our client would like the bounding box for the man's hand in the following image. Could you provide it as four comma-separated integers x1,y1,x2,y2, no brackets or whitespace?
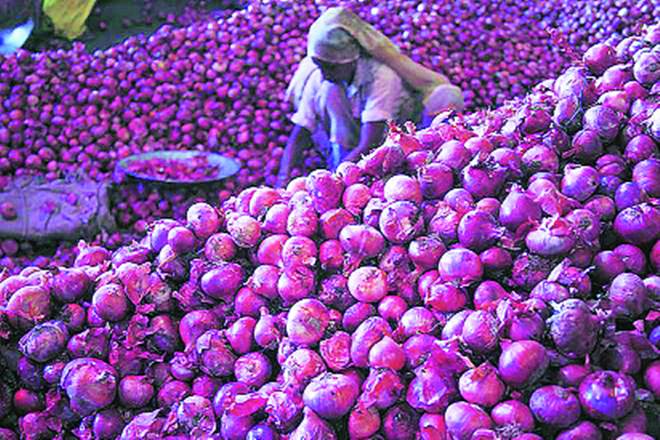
342,120,387,163
275,125,312,189
275,172,290,189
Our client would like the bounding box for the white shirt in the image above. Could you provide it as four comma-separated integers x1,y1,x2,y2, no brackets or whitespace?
290,57,420,133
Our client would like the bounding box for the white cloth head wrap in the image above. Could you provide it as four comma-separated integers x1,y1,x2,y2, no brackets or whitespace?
288,7,464,116
308,26,360,64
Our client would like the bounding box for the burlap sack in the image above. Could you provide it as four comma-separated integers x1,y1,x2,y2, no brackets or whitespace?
0,177,115,242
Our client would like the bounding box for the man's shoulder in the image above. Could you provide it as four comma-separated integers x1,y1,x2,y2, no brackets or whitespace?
361,57,402,85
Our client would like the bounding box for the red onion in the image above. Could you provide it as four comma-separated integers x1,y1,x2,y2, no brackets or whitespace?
262,204,290,235
525,217,576,257
319,208,355,240
458,363,505,407
350,317,391,368
186,202,221,240
613,244,647,275
384,175,422,204
383,404,419,440
445,402,493,440
438,248,483,286
498,340,549,388
342,184,371,216
204,233,236,262
234,352,271,388
632,158,660,198
458,210,502,256
379,201,423,244
578,371,636,421
461,310,499,353
613,203,660,246
228,215,261,248
499,187,542,232
200,263,243,300
377,295,408,323
429,203,462,243
286,299,329,346
277,266,315,304
419,162,454,199
399,306,438,338
167,226,197,255
408,235,446,270
556,421,602,440
342,302,376,332
529,385,581,427
195,330,236,377
361,368,404,410
348,404,381,440
339,224,385,267
368,336,405,370
303,372,359,420
319,331,351,372
424,280,467,313
348,266,388,303
491,400,535,433
306,169,344,214
407,362,458,413
247,265,280,300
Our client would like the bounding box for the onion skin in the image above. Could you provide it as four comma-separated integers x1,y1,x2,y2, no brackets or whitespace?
407,362,458,413
60,358,118,416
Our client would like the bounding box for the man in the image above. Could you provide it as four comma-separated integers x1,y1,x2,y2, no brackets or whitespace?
276,7,464,187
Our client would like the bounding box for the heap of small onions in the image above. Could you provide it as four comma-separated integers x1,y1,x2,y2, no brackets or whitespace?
0,0,655,272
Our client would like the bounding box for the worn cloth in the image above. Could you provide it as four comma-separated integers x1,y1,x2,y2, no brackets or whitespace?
291,57,422,137
287,7,463,116
43,0,96,40
0,18,33,55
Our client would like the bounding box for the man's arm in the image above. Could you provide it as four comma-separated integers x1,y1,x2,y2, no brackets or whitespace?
276,124,313,188
342,121,387,163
